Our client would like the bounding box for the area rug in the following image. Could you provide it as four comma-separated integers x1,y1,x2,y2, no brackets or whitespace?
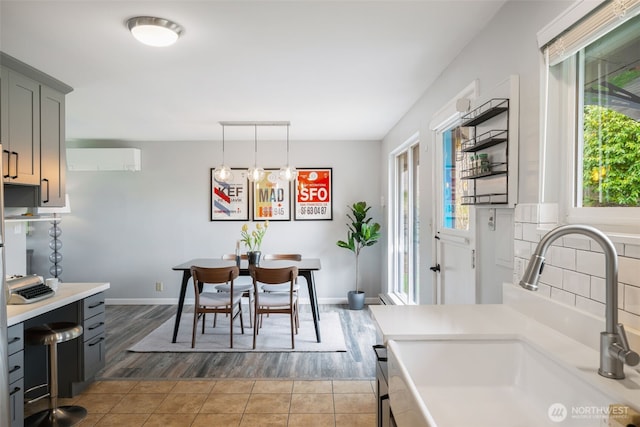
128,312,347,353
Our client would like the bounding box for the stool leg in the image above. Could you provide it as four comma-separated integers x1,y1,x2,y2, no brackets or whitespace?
25,342,87,427
48,342,58,412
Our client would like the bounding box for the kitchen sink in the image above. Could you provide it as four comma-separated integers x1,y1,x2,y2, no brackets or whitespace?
387,338,623,427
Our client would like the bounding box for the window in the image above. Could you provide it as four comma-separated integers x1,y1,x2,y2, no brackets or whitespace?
543,6,640,228
442,125,470,231
390,137,420,304
578,16,640,208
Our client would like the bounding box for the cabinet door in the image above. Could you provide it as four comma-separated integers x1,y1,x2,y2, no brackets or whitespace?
7,70,40,185
40,86,66,206
0,67,8,148
9,378,24,427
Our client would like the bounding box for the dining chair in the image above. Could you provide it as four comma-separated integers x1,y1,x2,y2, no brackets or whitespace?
251,266,299,349
216,254,254,327
261,254,303,327
190,265,244,348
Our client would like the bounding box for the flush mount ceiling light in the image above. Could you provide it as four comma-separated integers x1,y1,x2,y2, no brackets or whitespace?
126,16,184,47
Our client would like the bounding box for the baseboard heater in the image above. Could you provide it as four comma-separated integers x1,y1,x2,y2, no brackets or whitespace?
378,293,397,305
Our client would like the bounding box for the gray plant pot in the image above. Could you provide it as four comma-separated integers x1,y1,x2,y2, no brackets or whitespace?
347,290,365,310
247,251,262,266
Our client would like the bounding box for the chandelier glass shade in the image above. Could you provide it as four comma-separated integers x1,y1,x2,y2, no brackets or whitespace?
279,125,297,181
247,125,264,182
213,125,233,182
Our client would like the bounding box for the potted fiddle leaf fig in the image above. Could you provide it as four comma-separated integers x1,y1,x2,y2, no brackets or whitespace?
337,201,381,310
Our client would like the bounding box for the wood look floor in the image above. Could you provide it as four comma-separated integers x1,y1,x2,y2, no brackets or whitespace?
99,304,378,380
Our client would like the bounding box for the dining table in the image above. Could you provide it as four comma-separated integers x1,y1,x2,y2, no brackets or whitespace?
171,258,322,344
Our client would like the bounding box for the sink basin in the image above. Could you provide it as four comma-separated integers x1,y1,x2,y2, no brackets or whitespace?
387,338,620,427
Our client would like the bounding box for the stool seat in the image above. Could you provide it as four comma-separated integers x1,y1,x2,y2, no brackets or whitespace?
25,322,86,427
26,322,83,346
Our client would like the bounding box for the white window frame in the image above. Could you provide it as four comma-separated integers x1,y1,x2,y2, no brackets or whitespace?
540,1,640,232
388,132,420,304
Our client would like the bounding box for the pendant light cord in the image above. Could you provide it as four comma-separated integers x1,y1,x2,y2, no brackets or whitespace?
222,125,226,164
286,125,290,165
254,125,258,168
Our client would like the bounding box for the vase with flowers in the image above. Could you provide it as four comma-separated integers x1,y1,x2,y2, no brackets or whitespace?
240,220,269,266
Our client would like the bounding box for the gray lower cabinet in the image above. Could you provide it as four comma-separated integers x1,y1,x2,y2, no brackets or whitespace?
8,323,25,427
23,292,107,402
78,293,106,392
374,345,396,427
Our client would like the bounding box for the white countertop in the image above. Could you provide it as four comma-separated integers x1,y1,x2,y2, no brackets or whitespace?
369,286,640,412
7,282,110,326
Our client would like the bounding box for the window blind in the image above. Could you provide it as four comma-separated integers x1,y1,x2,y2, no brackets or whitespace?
543,0,640,66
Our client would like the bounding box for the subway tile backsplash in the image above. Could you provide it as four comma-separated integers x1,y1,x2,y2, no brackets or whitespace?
513,203,640,331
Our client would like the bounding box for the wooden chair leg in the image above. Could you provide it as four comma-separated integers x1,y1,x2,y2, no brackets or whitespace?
290,310,295,349
192,309,198,348
252,309,259,349
229,307,234,349
238,302,245,334
247,292,253,328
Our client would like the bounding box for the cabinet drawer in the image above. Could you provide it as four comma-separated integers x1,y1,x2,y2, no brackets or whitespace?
8,323,23,355
83,293,105,319
9,377,24,427
83,334,105,379
8,350,24,384
84,311,105,342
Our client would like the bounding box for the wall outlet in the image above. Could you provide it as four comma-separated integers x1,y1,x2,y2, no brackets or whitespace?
155,281,163,292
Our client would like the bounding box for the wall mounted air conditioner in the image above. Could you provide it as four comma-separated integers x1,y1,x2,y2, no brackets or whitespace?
66,148,141,171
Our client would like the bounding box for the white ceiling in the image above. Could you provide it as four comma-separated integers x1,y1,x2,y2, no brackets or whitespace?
0,1,505,142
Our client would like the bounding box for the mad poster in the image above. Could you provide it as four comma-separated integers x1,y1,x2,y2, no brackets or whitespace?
253,170,291,221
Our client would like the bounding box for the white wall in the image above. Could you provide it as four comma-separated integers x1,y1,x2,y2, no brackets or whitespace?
379,1,571,303
26,139,383,303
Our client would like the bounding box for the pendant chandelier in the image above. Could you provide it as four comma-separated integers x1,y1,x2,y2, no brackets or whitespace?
217,121,296,182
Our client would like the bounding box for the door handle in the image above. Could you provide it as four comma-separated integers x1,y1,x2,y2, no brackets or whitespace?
41,178,50,203
429,264,440,272
10,151,18,179
3,150,10,178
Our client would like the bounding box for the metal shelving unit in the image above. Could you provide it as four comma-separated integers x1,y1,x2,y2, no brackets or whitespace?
460,98,510,206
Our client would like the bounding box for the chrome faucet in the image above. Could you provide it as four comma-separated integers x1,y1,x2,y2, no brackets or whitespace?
520,224,639,379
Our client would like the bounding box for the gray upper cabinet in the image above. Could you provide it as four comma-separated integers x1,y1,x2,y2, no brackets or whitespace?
1,67,8,147
40,86,66,206
0,53,72,207
5,70,40,186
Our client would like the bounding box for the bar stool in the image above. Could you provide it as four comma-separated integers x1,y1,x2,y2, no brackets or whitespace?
24,322,87,427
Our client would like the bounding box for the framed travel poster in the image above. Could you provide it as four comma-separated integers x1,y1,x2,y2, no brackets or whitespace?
252,169,291,221
211,168,250,221
294,168,333,220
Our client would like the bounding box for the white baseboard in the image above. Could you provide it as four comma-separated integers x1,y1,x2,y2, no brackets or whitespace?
105,296,381,305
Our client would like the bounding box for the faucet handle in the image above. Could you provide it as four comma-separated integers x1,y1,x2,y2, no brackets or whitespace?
611,324,640,367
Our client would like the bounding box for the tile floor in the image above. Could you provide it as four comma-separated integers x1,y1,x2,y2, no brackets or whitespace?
26,379,376,427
